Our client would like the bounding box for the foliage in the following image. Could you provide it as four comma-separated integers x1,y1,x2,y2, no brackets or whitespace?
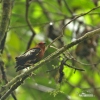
0,0,100,100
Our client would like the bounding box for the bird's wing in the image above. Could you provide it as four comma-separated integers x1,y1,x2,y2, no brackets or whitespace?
15,48,41,67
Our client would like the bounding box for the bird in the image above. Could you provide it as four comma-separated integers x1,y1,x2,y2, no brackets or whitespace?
15,42,46,72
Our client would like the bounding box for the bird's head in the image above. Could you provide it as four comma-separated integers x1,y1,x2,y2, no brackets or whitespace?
38,42,46,50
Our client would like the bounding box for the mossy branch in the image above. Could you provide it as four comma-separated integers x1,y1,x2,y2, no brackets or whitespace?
0,0,12,44
0,1,17,100
0,27,100,100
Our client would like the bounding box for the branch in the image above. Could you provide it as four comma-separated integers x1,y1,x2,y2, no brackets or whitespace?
36,0,51,20
0,0,12,45
0,32,7,53
64,63,85,71
0,75,28,100
63,0,73,15
25,0,36,50
0,27,100,99
46,6,100,50
0,60,17,100
0,0,17,100
49,46,85,71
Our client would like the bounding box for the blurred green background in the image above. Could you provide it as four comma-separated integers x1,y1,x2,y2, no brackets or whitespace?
0,0,100,100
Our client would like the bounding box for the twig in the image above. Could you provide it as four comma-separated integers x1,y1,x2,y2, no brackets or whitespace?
0,75,28,100
0,60,17,100
25,0,36,50
72,57,98,66
66,51,98,66
64,63,85,71
36,0,51,20
61,58,85,74
50,45,98,67
63,0,73,15
46,6,100,50
0,32,7,53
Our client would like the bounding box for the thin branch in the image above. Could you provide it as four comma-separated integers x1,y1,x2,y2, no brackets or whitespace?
46,6,100,50
0,32,7,53
0,27,100,99
64,63,85,71
0,60,17,100
49,46,85,71
0,61,8,83
25,0,36,50
0,0,12,44
71,57,98,66
0,75,28,100
50,43,98,67
62,58,85,72
36,0,51,20
63,0,73,15
66,51,98,66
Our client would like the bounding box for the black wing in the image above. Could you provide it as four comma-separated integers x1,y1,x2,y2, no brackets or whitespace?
15,48,41,71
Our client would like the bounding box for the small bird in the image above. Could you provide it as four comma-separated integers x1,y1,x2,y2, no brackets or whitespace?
15,42,46,72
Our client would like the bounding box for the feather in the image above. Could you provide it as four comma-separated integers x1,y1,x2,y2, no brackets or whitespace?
15,48,41,71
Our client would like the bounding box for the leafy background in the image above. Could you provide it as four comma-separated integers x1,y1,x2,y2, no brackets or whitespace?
0,0,100,100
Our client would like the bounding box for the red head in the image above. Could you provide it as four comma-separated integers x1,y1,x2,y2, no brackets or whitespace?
37,42,46,51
